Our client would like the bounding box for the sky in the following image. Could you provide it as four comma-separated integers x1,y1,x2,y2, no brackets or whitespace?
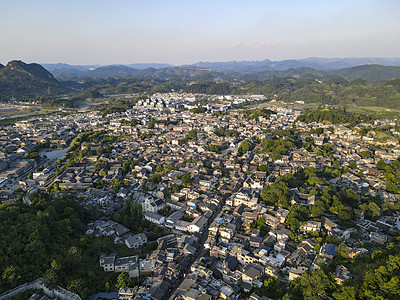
0,0,399,65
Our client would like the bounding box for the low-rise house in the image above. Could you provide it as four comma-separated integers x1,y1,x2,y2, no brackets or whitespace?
125,233,148,249
241,263,264,285
287,248,307,266
264,264,279,277
114,224,130,237
274,208,290,223
175,220,191,232
348,247,368,259
220,224,236,243
319,243,338,260
276,228,291,241
369,232,387,244
289,266,308,281
144,211,165,225
237,249,257,265
250,236,263,248
232,192,258,209
119,288,135,299
264,214,280,229
165,211,184,228
142,196,166,212
188,215,208,233
99,253,116,272
321,216,339,232
115,255,139,272
300,221,321,232
334,265,352,284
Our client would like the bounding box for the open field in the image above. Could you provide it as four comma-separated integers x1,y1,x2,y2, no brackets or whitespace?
346,106,400,120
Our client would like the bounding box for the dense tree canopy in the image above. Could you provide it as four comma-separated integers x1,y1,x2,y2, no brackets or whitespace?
297,109,372,125
0,193,130,298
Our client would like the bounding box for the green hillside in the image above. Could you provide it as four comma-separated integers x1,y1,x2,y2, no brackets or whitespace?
229,76,400,109
329,64,400,80
0,60,67,100
297,108,373,125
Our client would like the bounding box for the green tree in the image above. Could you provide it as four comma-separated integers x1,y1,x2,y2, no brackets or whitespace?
336,243,350,259
299,269,335,300
385,160,400,193
359,150,373,159
44,260,61,287
181,173,192,187
261,181,289,207
95,160,108,171
1,266,20,287
165,163,175,173
257,164,269,172
115,272,134,290
333,286,356,300
254,217,269,236
148,118,156,129
311,201,325,218
255,276,284,299
377,159,386,170
349,161,357,169
150,174,161,184
238,139,253,153
338,207,352,221
185,129,197,139
155,163,164,173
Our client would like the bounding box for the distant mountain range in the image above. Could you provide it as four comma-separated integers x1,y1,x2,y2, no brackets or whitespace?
42,62,174,73
42,63,400,82
42,64,218,80
186,57,400,72
85,65,216,80
2,58,400,101
40,57,400,78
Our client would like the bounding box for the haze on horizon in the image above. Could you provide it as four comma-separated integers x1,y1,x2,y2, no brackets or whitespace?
0,0,399,66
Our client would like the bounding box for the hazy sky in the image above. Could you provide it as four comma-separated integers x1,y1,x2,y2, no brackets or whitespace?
0,0,399,65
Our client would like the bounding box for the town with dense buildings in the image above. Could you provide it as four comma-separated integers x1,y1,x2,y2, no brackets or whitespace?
1,92,400,300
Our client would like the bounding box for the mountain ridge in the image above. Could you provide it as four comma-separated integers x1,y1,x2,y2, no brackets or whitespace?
2,60,400,103
37,57,400,79
37,57,400,76
6,60,59,82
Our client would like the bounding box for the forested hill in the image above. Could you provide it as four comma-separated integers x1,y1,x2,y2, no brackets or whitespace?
0,60,67,100
296,109,373,125
4,60,58,82
85,65,138,78
228,77,400,109
87,66,216,79
51,65,218,80
329,64,400,81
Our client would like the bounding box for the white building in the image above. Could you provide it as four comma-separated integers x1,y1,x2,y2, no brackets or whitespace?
143,211,165,225
125,233,148,249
